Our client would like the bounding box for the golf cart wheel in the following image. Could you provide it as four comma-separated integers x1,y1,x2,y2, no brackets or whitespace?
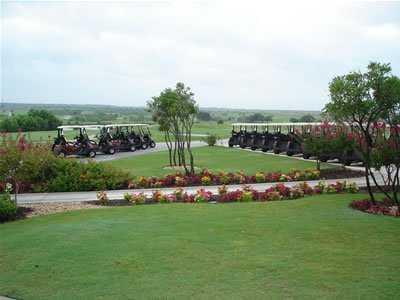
320,157,328,162
251,146,257,151
141,143,149,150
303,154,311,159
341,159,352,166
273,149,280,154
150,141,156,148
55,150,66,158
88,150,96,158
130,145,136,152
286,151,294,156
261,147,268,152
108,147,115,155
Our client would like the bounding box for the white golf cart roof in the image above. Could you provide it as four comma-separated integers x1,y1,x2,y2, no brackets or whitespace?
57,125,102,130
104,123,150,128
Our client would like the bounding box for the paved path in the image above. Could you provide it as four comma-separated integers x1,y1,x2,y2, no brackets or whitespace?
92,140,206,162
16,175,376,204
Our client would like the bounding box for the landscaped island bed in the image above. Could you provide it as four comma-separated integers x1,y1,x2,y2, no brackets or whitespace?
105,146,335,177
0,144,361,194
1,194,399,299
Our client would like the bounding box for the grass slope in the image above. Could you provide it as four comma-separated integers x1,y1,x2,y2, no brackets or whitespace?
0,194,399,299
105,146,332,177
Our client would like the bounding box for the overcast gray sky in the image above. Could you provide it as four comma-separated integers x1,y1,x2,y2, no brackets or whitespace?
1,0,400,110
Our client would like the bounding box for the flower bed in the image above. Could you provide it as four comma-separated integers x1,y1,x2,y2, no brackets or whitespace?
128,169,321,189
350,199,400,217
0,137,130,193
99,181,359,205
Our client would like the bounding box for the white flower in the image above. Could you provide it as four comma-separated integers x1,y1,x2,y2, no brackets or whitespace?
5,183,13,193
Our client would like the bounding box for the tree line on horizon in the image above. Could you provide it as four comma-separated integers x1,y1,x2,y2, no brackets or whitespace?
0,109,62,132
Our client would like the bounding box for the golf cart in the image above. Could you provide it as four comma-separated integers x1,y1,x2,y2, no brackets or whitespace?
231,123,265,149
228,124,242,147
251,125,268,150
99,124,146,152
52,125,99,158
136,124,156,150
229,123,280,151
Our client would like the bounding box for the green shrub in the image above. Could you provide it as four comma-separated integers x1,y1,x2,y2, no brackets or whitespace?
46,160,130,192
0,193,17,222
346,182,359,193
123,193,133,202
202,134,218,146
0,138,131,193
239,191,254,202
96,191,109,205
255,172,265,183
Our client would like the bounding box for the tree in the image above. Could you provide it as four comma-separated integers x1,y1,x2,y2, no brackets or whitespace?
370,75,400,206
303,125,355,171
325,62,400,204
0,109,62,132
148,83,198,175
299,114,316,122
197,111,212,121
175,83,198,174
290,115,316,123
244,113,272,123
302,135,326,171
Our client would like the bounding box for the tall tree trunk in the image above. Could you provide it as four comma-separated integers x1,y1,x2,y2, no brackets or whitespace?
173,140,177,166
393,166,399,207
185,125,195,174
179,140,189,175
365,164,375,203
164,131,173,166
360,127,375,203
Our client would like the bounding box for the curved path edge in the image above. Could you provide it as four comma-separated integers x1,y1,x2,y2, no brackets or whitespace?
15,174,378,204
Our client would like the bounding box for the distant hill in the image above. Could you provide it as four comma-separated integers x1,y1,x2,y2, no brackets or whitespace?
1,102,321,124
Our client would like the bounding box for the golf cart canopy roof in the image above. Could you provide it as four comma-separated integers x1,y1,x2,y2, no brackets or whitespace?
57,125,102,130
104,124,150,128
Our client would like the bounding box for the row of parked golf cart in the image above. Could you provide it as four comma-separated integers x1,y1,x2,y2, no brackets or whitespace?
52,124,156,158
228,123,363,165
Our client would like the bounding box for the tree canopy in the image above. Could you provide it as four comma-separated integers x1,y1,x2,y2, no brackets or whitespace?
242,113,272,123
324,62,400,204
148,82,199,174
0,109,62,132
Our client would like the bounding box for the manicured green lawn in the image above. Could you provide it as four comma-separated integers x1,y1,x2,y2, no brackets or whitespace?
105,146,333,177
1,194,399,299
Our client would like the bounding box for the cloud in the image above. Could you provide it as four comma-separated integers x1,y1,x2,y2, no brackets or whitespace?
1,0,400,110
364,23,400,40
